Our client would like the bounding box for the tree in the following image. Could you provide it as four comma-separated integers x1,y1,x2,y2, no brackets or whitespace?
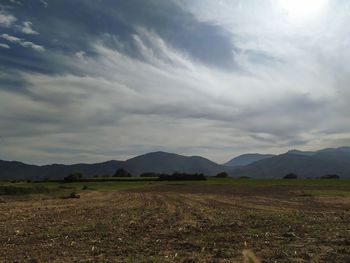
321,174,339,179
140,172,157,177
215,172,229,178
64,172,83,182
114,168,132,177
158,173,206,181
283,173,298,179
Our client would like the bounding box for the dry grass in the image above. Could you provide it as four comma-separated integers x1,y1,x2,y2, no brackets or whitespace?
0,184,349,262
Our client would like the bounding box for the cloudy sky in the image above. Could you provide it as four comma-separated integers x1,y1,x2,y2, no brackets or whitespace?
0,0,349,164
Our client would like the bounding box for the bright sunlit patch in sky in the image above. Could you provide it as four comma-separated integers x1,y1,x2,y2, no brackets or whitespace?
277,0,328,21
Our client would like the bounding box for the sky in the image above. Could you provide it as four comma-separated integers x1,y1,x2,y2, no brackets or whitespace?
0,0,350,165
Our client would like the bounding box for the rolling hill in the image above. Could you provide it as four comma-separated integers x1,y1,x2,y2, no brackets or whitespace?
1,147,350,180
223,153,275,167
123,151,225,176
0,152,228,180
232,149,350,178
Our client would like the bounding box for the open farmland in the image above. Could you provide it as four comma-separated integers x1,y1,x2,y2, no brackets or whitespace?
0,179,349,262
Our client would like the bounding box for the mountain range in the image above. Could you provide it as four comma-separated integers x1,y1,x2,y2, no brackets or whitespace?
0,147,349,180
231,147,350,178
223,153,275,167
0,152,228,180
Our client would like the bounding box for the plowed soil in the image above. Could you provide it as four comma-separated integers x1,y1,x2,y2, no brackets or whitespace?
1,184,349,262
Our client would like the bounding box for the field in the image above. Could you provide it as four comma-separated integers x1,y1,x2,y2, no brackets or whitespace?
0,178,350,262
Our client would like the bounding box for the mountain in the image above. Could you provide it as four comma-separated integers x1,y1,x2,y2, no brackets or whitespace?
286,150,315,156
123,151,225,176
0,160,41,180
223,153,275,167
287,147,350,156
0,152,227,180
233,148,350,178
0,160,123,181
1,147,350,180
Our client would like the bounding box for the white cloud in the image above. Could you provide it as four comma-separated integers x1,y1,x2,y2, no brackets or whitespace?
0,10,17,27
0,33,45,52
39,0,48,8
17,21,39,35
1,1,350,164
9,0,22,5
1,26,347,164
0,43,10,48
75,51,86,59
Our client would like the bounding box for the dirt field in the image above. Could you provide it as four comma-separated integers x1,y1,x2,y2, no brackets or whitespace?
0,184,349,262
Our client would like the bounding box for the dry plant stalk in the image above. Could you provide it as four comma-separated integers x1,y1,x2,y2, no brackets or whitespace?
243,249,261,263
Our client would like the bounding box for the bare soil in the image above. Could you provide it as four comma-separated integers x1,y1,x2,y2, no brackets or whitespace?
0,185,349,262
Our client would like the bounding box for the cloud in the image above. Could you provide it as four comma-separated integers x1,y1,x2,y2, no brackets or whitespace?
75,51,86,59
1,26,345,164
3,0,236,69
0,33,45,52
0,0,350,164
0,43,10,48
0,10,17,27
17,21,39,35
9,0,22,5
39,0,48,8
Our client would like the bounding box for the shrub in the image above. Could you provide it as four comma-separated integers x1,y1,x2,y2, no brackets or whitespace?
58,185,75,189
10,180,20,183
283,173,298,179
68,192,80,199
140,172,158,177
114,168,132,177
321,174,340,179
158,172,206,181
64,172,83,182
216,172,229,178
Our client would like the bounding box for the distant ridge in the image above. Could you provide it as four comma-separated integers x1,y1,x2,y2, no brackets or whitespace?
122,151,225,176
232,147,350,178
223,153,275,167
0,151,229,180
1,147,350,180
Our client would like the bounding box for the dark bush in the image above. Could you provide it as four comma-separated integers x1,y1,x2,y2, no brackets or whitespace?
215,172,229,178
69,192,80,199
283,173,298,179
64,172,83,182
158,172,206,181
140,172,158,177
11,180,20,183
58,185,75,189
321,174,340,179
114,168,132,177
